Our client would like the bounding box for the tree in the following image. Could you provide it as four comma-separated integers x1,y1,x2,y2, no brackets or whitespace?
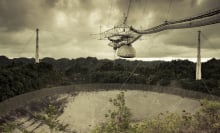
92,92,132,133
34,104,69,133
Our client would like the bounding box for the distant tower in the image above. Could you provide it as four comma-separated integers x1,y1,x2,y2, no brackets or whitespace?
35,28,39,63
196,30,201,80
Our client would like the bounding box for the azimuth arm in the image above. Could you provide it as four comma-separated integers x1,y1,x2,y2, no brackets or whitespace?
131,9,220,34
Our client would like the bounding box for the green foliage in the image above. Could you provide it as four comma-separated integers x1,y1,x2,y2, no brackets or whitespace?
133,100,220,132
193,100,220,132
92,93,220,133
0,122,16,133
0,62,70,102
0,120,66,133
0,57,220,101
0,122,32,133
159,78,170,86
91,71,145,84
156,60,195,80
34,104,69,133
0,96,69,133
202,58,220,79
180,79,219,94
130,111,195,133
92,92,132,133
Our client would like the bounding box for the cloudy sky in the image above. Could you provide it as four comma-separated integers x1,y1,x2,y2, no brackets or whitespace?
0,0,219,59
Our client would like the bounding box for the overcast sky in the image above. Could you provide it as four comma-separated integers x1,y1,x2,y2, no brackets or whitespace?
0,0,219,59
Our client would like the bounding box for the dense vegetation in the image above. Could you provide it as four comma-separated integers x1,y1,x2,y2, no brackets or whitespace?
0,96,70,133
1,92,219,133
0,55,219,101
92,92,220,133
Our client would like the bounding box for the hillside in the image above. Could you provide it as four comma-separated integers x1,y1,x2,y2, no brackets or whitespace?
0,56,219,102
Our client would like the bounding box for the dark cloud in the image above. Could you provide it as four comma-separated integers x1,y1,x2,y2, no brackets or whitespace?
0,0,219,59
0,0,58,31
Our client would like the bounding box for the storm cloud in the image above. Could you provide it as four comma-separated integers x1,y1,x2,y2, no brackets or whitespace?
0,0,219,59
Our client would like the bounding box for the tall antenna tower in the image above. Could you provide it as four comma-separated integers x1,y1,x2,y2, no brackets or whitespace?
35,28,39,63
196,30,201,80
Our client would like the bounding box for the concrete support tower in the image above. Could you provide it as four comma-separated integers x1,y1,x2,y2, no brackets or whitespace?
35,28,39,63
196,30,201,80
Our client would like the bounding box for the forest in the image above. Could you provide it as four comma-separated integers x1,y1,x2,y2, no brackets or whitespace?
0,55,219,102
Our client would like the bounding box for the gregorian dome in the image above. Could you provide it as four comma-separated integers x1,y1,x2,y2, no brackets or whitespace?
117,45,136,58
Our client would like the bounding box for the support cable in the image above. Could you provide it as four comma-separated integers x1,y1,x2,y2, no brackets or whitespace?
165,0,173,21
113,50,117,70
41,30,73,46
201,80,215,99
17,32,35,57
141,0,148,27
142,0,148,16
123,0,132,25
119,60,141,90
201,32,219,51
106,0,113,26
